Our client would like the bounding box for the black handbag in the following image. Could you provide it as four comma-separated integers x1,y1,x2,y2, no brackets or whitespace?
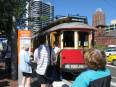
44,46,58,82
45,64,56,81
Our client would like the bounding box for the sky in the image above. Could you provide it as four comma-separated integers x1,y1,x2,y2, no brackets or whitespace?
51,0,116,25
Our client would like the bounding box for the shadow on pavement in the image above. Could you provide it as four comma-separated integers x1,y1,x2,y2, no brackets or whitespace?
31,79,40,87
0,69,11,87
0,81,9,87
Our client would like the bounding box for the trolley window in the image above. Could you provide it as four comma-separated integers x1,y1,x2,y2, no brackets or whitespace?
51,32,60,48
63,31,74,47
78,31,89,47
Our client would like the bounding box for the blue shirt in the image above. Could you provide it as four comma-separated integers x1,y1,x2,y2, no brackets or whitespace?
19,50,32,73
71,68,111,87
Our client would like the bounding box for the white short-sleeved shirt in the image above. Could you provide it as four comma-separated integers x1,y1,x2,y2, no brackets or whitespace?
34,45,56,75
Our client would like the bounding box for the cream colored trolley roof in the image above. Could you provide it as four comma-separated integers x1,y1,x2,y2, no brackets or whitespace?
32,22,96,38
45,22,96,32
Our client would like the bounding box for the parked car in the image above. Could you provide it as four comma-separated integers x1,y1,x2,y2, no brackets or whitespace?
108,45,116,48
104,47,116,56
107,54,116,65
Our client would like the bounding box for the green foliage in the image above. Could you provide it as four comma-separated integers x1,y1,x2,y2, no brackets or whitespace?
0,0,27,33
40,16,49,21
0,0,27,18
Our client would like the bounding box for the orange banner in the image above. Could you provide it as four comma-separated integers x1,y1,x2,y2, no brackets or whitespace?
18,30,32,64
18,30,32,38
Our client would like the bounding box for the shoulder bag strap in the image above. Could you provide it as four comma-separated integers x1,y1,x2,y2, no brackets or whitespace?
49,46,51,65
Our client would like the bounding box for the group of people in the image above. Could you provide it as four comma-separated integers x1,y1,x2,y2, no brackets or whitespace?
19,35,111,87
19,35,60,87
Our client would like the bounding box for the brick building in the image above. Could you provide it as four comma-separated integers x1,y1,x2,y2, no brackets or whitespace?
92,8,116,46
95,36,116,46
92,8,105,27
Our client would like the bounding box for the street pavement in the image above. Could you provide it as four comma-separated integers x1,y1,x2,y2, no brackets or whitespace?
107,64,116,87
0,62,18,87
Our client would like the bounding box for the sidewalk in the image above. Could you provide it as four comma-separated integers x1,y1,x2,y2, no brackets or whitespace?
18,62,71,87
29,73,70,87
19,78,70,87
0,62,18,87
18,67,69,87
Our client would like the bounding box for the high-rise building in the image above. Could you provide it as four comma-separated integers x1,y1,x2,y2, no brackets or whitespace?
92,8,106,37
92,8,105,27
29,0,54,32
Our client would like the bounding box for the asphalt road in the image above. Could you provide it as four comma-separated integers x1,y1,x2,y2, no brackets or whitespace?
107,64,116,87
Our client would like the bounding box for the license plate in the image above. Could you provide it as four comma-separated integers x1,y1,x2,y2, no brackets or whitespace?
65,64,85,69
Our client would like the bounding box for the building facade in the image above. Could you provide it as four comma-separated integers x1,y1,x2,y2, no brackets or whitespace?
29,0,54,32
92,8,106,37
92,8,116,46
106,19,116,33
92,8,105,27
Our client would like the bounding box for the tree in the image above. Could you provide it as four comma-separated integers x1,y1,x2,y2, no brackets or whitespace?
0,0,27,80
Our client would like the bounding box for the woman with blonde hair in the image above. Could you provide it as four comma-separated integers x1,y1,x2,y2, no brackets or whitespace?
72,49,111,87
19,44,32,87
